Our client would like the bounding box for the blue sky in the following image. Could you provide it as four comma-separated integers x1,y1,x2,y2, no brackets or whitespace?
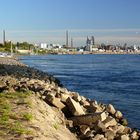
0,0,140,46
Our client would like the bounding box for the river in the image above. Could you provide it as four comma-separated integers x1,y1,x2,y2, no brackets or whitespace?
21,54,140,129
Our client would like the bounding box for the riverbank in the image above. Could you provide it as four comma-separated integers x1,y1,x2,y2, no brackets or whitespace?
0,57,139,140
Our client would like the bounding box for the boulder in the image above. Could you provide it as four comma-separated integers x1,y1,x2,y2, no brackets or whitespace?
115,125,125,134
45,94,65,110
119,135,130,140
130,131,139,140
61,94,70,103
123,127,132,134
115,111,123,119
71,112,107,126
65,120,73,128
81,96,87,101
80,125,90,135
85,130,95,138
88,102,103,113
94,121,106,133
100,138,107,140
120,118,128,126
72,93,81,102
106,104,116,115
66,97,85,116
60,88,68,94
28,83,44,92
105,129,116,140
79,99,90,106
91,134,104,140
103,116,117,128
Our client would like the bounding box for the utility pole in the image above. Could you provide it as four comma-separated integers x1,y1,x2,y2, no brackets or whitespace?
66,30,68,48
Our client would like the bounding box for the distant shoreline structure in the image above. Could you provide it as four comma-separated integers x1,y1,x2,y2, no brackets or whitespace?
52,51,140,55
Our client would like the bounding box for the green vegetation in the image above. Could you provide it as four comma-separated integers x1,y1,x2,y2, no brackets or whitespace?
0,41,35,53
22,113,33,121
10,121,32,135
53,123,59,130
17,42,34,50
0,91,33,137
0,91,32,99
0,42,15,52
0,99,11,125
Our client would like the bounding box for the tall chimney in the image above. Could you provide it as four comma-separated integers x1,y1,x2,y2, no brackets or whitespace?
71,37,73,48
66,30,68,48
3,30,5,45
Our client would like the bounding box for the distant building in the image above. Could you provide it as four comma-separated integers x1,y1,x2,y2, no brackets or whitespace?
40,43,48,49
133,45,138,51
39,43,63,50
77,48,84,52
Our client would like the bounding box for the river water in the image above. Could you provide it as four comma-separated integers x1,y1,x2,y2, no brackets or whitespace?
21,54,140,129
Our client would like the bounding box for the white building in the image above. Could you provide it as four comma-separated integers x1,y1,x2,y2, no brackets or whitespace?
40,43,48,49
39,43,62,50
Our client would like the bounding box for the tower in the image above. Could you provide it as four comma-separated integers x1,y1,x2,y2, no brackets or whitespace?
71,37,73,48
3,30,5,45
91,36,95,45
86,36,90,46
66,30,69,48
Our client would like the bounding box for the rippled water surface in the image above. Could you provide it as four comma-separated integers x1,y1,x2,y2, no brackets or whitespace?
21,54,140,129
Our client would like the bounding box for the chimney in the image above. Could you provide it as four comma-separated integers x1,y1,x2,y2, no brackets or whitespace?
3,30,5,45
66,30,68,48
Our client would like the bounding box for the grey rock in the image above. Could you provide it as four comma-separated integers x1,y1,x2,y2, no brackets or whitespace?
92,134,104,140
115,111,123,119
71,112,107,126
103,116,117,128
45,94,65,110
105,129,116,140
66,97,85,116
80,125,90,135
106,104,116,115
130,131,139,140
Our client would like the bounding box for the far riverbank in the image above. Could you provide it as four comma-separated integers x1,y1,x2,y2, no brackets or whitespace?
55,51,140,55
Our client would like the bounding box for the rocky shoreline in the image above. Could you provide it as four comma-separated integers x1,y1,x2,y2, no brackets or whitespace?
0,57,139,140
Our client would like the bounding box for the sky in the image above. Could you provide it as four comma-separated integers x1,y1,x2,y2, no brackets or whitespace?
0,0,140,46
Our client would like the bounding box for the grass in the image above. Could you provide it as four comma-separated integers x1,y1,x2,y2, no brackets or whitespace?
22,113,33,121
0,91,32,99
10,121,32,135
0,91,33,137
17,98,32,108
53,123,59,130
0,113,10,122
0,99,11,125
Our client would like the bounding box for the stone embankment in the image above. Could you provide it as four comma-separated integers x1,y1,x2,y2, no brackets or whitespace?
0,57,139,140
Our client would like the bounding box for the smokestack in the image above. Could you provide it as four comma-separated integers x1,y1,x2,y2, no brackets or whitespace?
71,37,73,48
66,30,68,48
3,30,5,45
